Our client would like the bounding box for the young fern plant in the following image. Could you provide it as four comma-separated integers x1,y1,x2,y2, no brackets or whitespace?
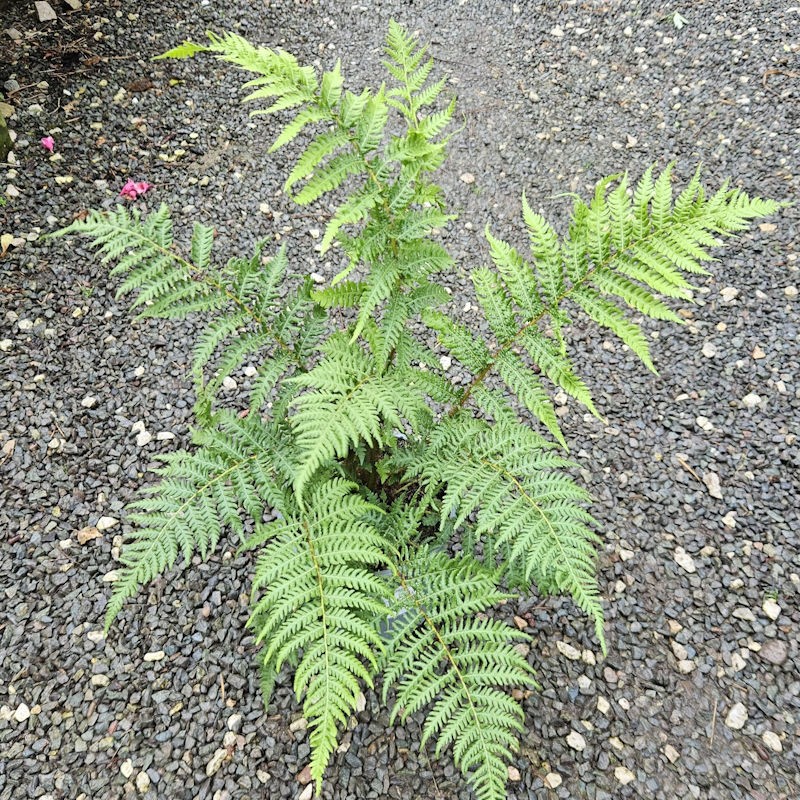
58,21,781,800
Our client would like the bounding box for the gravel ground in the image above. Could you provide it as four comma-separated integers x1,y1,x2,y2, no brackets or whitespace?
1,1,799,798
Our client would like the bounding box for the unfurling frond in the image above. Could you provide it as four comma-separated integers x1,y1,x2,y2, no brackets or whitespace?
383,549,535,800
245,480,392,789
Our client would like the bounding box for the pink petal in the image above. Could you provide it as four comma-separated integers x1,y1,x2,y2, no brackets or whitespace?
40,136,55,153
132,181,151,195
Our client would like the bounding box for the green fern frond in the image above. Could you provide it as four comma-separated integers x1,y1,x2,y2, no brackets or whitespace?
382,549,535,800
104,412,292,630
288,336,429,500
245,479,392,789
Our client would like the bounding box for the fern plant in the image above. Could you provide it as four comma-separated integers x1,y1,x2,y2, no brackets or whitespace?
57,21,781,800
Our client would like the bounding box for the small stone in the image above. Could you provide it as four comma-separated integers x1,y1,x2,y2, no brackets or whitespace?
741,393,761,409
296,765,313,785
720,286,739,302
35,1,57,22
724,702,747,730
730,653,746,672
256,770,271,783
18,319,33,331
664,744,680,763
80,394,99,408
156,431,175,441
439,355,452,371
507,766,521,782
227,714,242,732
596,696,610,714
91,674,110,687
566,731,586,751
310,272,325,285
677,659,695,674
671,641,688,661
0,339,11,352
289,717,307,733
205,748,229,777
673,547,696,573
762,599,781,620
136,430,153,446
96,516,119,531
135,771,150,793
667,619,683,635
308,228,320,239
582,649,596,666
550,25,564,37
459,172,475,184
722,511,737,529
131,420,146,434
619,548,634,561
702,471,723,499
784,285,798,298
120,759,134,779
556,641,581,661
732,607,755,622
701,342,717,358
143,650,165,662
76,526,101,545
87,630,105,643
761,731,782,753
615,766,636,785
751,345,766,359
14,703,30,723
223,731,237,748
298,785,313,800
759,639,787,666
222,376,237,390
543,772,563,789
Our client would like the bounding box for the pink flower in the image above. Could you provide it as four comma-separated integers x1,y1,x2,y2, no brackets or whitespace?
40,136,55,153
119,180,152,200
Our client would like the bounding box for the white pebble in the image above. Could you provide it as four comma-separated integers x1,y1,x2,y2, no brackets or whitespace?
80,395,99,408
439,355,452,371
701,342,717,358
761,730,782,752
459,172,476,184
784,285,798,298
720,286,739,302
615,766,635,785
120,759,134,779
673,547,696,573
96,516,119,531
596,696,610,714
222,376,237,390
741,392,761,409
205,748,229,777
156,431,175,441
135,771,150,793
724,702,748,730
566,730,586,751
762,599,781,621
136,430,153,447
143,650,165,662
14,703,30,723
543,772,563,788
556,641,581,661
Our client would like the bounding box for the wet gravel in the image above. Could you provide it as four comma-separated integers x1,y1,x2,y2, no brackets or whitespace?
1,1,799,798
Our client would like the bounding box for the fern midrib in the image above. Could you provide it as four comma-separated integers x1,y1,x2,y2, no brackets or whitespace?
110,222,305,368
393,567,494,770
453,213,705,412
302,516,331,710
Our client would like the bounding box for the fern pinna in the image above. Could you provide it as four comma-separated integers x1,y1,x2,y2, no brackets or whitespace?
58,21,781,800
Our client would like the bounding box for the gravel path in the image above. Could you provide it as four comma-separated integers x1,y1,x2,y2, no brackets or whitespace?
1,1,798,798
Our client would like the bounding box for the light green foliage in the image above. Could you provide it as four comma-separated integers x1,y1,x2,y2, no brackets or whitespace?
58,21,781,800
